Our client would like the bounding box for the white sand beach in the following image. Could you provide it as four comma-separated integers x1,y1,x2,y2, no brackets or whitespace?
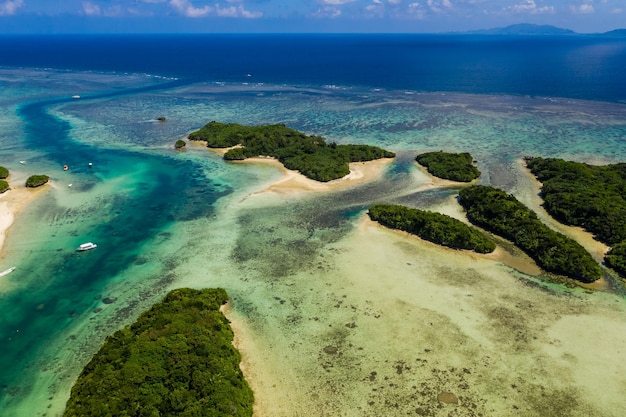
0,182,48,256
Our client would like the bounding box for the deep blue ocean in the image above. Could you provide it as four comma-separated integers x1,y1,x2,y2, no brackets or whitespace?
1,34,626,416
1,34,625,102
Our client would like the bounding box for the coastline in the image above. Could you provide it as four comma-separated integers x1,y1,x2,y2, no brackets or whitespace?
243,157,394,195
203,143,394,195
0,181,48,258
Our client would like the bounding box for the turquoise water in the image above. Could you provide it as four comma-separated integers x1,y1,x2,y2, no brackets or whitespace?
1,68,626,416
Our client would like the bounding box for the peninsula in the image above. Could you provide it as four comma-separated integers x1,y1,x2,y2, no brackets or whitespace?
188,121,395,182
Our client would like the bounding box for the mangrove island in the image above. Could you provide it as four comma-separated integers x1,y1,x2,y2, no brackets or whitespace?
369,204,496,253
63,288,254,417
415,151,481,182
526,157,626,278
458,185,602,283
188,121,395,182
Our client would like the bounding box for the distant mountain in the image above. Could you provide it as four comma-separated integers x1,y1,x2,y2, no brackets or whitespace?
464,24,576,36
600,28,626,37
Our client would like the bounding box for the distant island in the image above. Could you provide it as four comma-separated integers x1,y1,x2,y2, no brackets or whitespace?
188,121,395,182
457,23,626,37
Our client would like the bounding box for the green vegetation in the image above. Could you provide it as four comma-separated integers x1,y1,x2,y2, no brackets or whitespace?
0,180,8,193
415,151,481,182
0,165,8,179
368,204,496,253
25,174,49,188
605,242,626,277
526,157,626,245
175,139,186,149
458,185,602,283
188,121,395,182
63,288,254,417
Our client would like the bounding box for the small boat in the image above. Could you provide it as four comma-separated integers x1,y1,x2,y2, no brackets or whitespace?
0,266,16,277
63,164,68,171
77,242,97,252
68,183,73,188
19,161,26,165
72,95,80,99
88,162,93,168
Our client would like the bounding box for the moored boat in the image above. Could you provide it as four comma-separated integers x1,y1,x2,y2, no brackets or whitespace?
0,266,16,277
77,242,97,251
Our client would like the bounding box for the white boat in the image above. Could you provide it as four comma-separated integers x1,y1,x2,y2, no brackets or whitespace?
19,161,26,165
72,95,81,99
0,266,16,277
68,183,73,188
77,242,97,251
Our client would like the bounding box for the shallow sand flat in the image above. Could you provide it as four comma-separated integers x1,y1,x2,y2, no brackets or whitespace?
0,180,49,257
226,215,626,417
240,157,394,196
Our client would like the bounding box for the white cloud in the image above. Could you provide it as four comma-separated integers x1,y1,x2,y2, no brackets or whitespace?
311,6,342,17
611,7,623,13
169,0,212,17
570,2,595,14
0,0,23,16
320,0,357,4
82,2,101,16
215,4,262,18
428,0,453,13
406,1,426,18
388,0,402,4
507,0,554,14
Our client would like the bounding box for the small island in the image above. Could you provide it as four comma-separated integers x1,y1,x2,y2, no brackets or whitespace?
0,166,9,193
415,151,481,182
368,204,496,253
175,139,186,149
188,121,395,182
25,174,49,188
525,156,626,278
63,288,254,417
458,185,602,283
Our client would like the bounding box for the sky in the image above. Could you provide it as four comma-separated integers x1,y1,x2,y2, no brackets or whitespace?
0,0,623,34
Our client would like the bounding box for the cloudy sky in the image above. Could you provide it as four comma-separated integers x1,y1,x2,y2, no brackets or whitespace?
0,0,623,33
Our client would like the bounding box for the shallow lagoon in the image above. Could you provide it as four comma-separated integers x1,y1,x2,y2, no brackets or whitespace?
1,69,626,416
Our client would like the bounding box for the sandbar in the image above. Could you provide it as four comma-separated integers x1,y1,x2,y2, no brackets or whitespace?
0,180,48,256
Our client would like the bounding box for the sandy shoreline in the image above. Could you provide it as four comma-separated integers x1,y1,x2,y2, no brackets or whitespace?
204,143,395,195
0,181,48,258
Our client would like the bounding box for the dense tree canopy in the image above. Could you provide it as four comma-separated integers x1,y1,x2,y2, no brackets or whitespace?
605,242,626,278
415,151,481,182
0,179,8,193
526,157,626,245
0,165,8,179
25,174,49,188
63,288,254,417
188,121,395,182
369,204,496,253
458,185,602,283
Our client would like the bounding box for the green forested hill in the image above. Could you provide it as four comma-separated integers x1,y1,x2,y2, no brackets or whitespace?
63,288,253,417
